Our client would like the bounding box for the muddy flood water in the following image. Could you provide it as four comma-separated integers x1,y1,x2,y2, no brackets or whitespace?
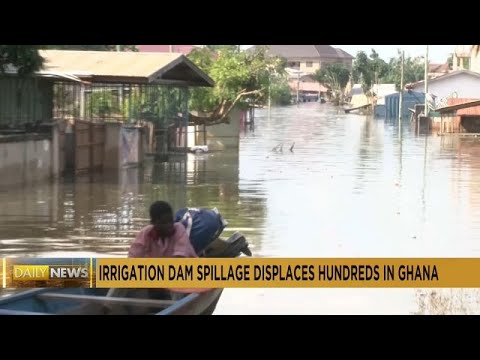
2,102,480,314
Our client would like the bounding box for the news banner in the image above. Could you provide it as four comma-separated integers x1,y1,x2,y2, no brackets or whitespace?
2,257,480,288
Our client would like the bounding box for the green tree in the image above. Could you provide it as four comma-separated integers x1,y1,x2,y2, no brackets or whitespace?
205,45,241,52
269,76,292,106
187,45,285,125
0,45,45,76
352,48,425,92
447,54,453,70
369,49,389,86
383,50,424,90
314,63,350,105
352,49,389,94
352,51,373,92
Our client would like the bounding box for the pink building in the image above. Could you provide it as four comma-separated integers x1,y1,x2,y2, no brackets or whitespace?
136,45,201,55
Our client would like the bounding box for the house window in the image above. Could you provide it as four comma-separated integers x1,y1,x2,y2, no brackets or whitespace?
306,61,313,67
463,57,470,70
457,57,461,67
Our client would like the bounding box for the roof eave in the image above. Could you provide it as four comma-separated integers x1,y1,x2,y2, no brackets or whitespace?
148,55,215,87
436,99,480,113
409,70,480,89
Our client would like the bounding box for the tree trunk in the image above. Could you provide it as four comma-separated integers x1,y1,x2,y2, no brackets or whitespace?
189,88,264,126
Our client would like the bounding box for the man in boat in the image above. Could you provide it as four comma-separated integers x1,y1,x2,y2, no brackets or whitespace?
128,200,198,259
125,201,210,300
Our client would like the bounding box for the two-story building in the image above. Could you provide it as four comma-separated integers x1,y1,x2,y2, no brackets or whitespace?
250,45,354,74
453,45,480,73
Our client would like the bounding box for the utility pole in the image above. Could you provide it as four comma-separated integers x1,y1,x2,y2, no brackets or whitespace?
399,51,404,126
296,71,300,106
424,45,429,117
268,79,272,111
116,45,124,121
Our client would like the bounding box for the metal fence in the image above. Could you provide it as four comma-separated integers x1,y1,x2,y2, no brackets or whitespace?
0,77,190,155
0,76,53,130
52,82,189,126
0,77,189,128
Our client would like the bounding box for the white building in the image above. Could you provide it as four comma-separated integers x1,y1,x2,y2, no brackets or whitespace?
406,70,480,107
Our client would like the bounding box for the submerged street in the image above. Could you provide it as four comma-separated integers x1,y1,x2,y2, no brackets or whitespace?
2,102,480,314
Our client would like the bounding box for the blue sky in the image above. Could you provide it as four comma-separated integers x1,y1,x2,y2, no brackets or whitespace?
332,45,455,63
242,45,455,63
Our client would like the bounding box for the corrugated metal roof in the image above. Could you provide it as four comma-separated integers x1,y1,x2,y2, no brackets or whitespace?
40,50,181,78
332,47,355,59
437,99,480,113
447,98,480,116
37,50,214,87
252,45,353,59
429,63,449,73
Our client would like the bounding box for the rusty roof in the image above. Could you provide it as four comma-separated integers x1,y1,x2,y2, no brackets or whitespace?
437,98,480,114
447,98,480,116
428,63,450,73
37,50,214,87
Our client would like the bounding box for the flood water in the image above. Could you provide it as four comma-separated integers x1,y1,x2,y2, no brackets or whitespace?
2,102,480,314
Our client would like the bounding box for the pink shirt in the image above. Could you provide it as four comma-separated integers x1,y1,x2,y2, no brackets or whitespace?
128,222,198,258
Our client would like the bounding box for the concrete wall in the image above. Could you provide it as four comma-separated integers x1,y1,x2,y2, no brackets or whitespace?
104,122,145,169
299,60,320,74
104,122,122,170
293,59,352,74
0,134,52,188
471,53,480,73
206,107,242,151
320,58,353,71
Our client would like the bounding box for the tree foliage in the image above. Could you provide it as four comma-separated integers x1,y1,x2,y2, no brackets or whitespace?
447,54,453,70
315,63,350,89
383,50,424,91
187,45,285,125
205,45,240,52
0,45,45,76
269,76,292,106
352,49,425,93
352,49,389,93
314,63,350,105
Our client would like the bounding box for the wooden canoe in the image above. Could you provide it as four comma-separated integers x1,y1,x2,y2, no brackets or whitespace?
0,287,224,315
0,232,250,315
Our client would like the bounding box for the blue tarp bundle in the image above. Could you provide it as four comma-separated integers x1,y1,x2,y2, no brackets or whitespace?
175,207,227,254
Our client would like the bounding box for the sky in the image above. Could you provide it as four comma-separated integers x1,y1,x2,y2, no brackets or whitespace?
241,45,456,63
331,45,455,63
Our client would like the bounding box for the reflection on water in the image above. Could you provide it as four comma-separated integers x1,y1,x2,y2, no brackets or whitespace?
415,288,480,315
2,102,480,314
0,151,267,259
